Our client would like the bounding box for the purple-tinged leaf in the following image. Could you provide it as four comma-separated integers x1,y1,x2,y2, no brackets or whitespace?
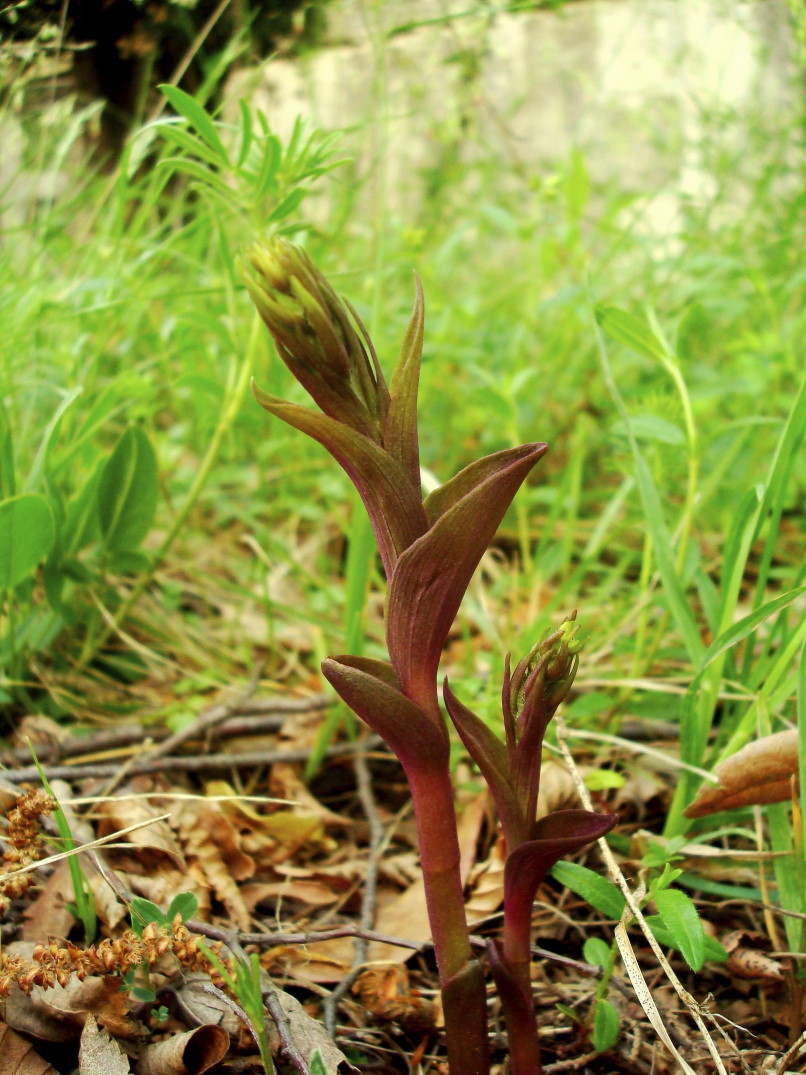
251,383,428,576
423,442,548,526
442,679,526,848
387,443,548,706
321,656,449,772
504,810,618,928
384,276,424,492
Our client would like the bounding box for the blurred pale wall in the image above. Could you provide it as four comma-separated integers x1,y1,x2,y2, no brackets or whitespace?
231,0,798,235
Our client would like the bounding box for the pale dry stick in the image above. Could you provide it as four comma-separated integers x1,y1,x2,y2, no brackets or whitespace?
578,676,752,702
553,714,732,1075
323,742,386,1035
4,735,385,784
561,727,719,783
0,813,173,883
775,1028,806,1075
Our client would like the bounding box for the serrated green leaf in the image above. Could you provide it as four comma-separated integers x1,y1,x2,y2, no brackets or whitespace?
592,997,620,1052
653,888,706,970
0,494,55,588
551,860,625,919
642,914,728,963
97,427,158,552
595,305,667,362
167,891,199,924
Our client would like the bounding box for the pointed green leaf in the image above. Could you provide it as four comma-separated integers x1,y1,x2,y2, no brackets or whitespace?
595,305,667,362
252,386,427,576
321,656,448,772
158,84,229,163
384,275,424,492
97,427,158,552
0,494,55,588
643,915,728,963
550,860,626,919
387,444,547,703
654,887,705,971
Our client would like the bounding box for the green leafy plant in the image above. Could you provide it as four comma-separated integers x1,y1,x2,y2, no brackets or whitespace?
243,238,618,1074
124,892,199,1007
0,86,344,709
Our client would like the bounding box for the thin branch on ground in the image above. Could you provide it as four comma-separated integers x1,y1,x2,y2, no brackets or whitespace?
0,694,330,767
323,738,386,1034
4,736,384,784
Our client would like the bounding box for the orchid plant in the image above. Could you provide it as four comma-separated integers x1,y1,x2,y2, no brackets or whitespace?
242,239,618,1075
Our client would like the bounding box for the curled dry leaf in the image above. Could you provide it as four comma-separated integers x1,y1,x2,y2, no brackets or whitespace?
722,930,786,982
133,1025,229,1075
0,1020,57,1075
685,729,798,818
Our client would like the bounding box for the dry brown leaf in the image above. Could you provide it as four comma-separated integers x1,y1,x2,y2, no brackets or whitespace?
170,974,241,1036
3,943,142,1042
267,987,356,1073
270,937,353,985
0,1021,57,1074
96,798,185,868
685,729,798,818
133,1025,229,1075
21,862,75,941
78,1015,131,1074
352,962,435,1034
722,930,786,982
172,798,255,931
465,838,505,926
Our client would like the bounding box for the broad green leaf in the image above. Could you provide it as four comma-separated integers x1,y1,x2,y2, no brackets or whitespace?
168,891,198,924
583,937,612,968
130,897,166,936
610,414,685,445
643,914,728,963
592,997,620,1053
595,305,667,362
653,888,706,970
0,494,55,588
551,860,626,920
159,84,229,163
97,427,158,552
